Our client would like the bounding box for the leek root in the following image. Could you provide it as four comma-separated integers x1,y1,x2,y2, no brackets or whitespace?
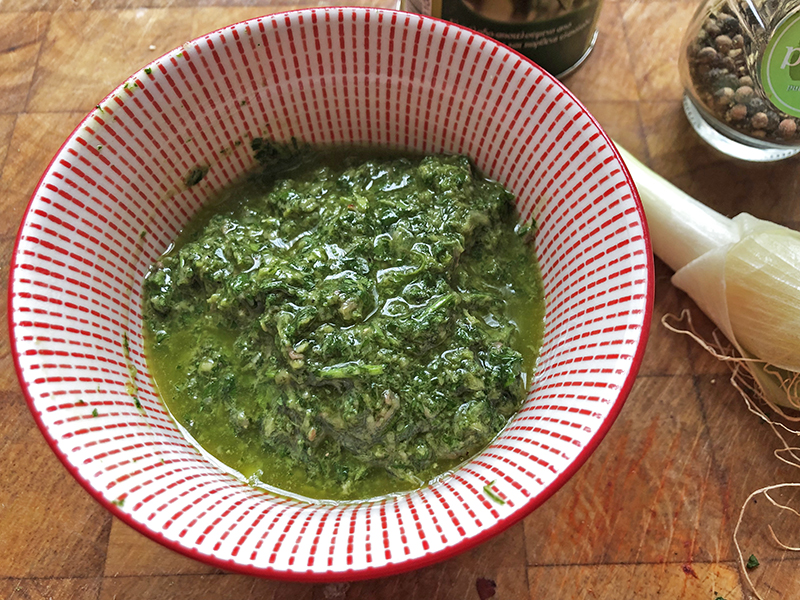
615,143,800,410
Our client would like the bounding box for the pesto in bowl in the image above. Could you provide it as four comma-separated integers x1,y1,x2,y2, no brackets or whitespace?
143,150,545,500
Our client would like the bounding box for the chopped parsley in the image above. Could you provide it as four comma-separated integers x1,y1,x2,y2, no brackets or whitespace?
184,165,208,188
143,150,545,499
483,481,506,505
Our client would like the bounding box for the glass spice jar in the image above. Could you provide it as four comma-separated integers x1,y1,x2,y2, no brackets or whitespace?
680,0,800,161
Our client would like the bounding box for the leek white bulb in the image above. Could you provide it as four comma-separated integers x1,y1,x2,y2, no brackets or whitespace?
725,220,800,372
615,143,800,408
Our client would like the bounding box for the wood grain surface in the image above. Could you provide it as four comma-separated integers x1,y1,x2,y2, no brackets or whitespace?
1,1,799,599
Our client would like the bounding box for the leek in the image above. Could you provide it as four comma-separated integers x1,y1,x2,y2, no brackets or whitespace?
615,143,800,409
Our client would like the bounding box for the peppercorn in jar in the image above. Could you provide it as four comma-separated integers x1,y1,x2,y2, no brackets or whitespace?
680,0,800,161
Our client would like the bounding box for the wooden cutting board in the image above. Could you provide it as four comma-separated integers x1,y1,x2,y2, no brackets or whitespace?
0,1,798,599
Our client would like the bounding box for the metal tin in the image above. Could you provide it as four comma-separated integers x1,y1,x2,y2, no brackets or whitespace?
402,0,602,78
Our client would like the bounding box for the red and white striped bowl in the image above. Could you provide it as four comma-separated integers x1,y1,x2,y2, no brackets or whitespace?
9,7,653,581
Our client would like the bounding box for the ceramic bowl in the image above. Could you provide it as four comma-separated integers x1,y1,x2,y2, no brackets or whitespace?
9,7,653,581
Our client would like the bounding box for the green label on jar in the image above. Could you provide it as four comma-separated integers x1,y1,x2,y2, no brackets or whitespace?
762,10,800,118
405,0,602,77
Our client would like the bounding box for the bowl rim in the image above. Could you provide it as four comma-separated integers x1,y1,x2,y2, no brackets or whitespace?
7,5,654,581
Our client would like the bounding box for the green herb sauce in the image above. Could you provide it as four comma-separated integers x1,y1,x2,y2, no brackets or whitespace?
143,150,545,500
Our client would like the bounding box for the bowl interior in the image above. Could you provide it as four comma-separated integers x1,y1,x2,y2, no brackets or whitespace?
9,7,652,581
